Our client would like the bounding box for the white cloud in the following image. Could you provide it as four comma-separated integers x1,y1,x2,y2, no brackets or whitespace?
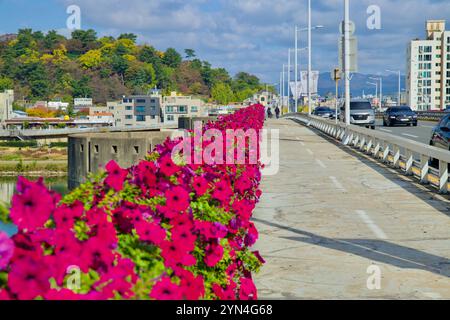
56,0,450,82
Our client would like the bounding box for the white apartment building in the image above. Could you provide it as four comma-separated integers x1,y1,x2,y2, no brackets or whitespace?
107,92,162,127
162,92,207,125
407,20,450,111
0,90,14,129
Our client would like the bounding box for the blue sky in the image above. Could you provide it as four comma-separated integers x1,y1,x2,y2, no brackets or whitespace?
1,0,450,84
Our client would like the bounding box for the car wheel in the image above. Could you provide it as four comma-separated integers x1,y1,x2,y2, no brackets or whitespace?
413,123,418,127
371,126,376,130
383,119,387,126
389,120,394,127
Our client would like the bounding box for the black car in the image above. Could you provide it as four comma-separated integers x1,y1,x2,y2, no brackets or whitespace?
383,106,418,127
430,114,450,151
313,107,333,118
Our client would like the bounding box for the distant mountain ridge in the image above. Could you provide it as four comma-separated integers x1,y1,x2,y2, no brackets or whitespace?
318,72,405,97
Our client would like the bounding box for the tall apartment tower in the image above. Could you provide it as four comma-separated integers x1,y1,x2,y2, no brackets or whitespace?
0,90,14,128
406,20,450,111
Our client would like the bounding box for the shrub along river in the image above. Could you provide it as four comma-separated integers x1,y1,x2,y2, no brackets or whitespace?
0,176,69,235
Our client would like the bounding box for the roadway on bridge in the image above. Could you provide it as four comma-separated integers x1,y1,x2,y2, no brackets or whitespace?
253,119,450,299
374,120,436,145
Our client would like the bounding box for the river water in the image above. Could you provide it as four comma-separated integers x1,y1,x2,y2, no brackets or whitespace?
0,177,68,234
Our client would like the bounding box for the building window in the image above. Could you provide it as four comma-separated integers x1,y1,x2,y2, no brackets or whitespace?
166,106,174,113
136,106,146,112
136,99,146,103
125,115,133,120
112,146,118,154
150,99,156,103
191,106,198,113
136,115,146,122
123,98,133,103
126,106,133,111
167,115,175,121
178,106,187,113
80,144,84,153
133,146,139,154
94,145,99,153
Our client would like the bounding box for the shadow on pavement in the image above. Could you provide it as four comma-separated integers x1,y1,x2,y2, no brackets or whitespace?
253,217,450,278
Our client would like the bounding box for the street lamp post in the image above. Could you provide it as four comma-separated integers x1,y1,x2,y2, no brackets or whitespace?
386,69,401,106
344,0,351,125
308,0,312,115
369,77,382,110
289,47,308,113
367,82,378,102
288,49,291,113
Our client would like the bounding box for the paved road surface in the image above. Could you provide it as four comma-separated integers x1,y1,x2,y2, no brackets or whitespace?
374,120,436,145
253,119,450,299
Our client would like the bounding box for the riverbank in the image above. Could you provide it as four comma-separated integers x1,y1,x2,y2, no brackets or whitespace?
0,145,67,176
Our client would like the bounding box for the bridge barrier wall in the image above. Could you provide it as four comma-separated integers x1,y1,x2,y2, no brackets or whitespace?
68,131,172,189
285,113,450,194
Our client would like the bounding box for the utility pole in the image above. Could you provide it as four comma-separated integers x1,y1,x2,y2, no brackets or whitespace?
344,0,351,125
308,0,312,115
295,25,298,114
288,49,291,113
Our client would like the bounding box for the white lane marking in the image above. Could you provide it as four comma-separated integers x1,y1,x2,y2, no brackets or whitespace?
316,159,327,169
300,141,305,146
420,125,435,129
378,128,392,133
402,133,419,139
306,149,313,155
330,176,347,192
423,292,442,300
356,210,388,240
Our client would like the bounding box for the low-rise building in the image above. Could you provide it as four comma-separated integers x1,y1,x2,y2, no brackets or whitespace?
108,92,162,127
74,98,93,110
162,92,206,125
0,90,14,129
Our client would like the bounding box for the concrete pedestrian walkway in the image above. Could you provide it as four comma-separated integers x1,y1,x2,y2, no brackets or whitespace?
253,119,450,300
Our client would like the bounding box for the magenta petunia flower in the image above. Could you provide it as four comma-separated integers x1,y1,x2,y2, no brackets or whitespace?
105,160,129,192
135,220,166,245
0,232,14,270
204,243,224,267
8,255,52,300
159,155,181,177
165,186,190,212
160,240,196,268
192,176,209,196
212,179,233,203
150,276,182,300
239,278,257,300
10,178,56,232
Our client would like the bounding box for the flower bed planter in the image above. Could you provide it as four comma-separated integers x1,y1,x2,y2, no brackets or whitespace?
0,104,265,300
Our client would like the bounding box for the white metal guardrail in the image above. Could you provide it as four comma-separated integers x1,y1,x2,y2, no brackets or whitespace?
285,113,450,194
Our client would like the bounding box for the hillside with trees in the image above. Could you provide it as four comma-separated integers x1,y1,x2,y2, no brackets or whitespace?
0,29,269,106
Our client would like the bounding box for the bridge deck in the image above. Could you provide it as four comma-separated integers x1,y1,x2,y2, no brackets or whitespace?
254,119,450,299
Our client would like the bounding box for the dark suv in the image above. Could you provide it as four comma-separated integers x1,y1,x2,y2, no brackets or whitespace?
383,106,418,127
313,107,333,118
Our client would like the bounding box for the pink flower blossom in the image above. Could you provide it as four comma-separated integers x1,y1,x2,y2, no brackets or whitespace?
10,178,56,232
192,176,209,196
165,186,190,212
204,243,224,267
0,232,14,270
159,155,181,177
105,160,128,191
150,277,182,300
135,220,166,245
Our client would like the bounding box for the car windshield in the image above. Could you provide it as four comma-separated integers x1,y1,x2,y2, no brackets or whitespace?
350,102,372,110
390,107,412,113
315,108,331,112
